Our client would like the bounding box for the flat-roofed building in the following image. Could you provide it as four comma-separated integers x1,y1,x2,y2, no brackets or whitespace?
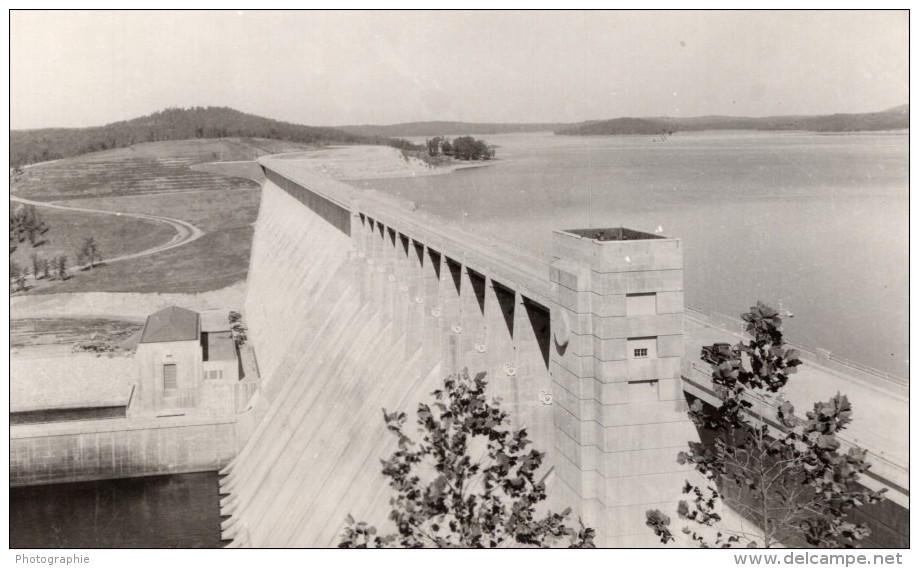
203,331,239,383
133,306,241,416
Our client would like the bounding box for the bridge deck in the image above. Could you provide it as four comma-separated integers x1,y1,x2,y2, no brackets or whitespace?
682,312,908,505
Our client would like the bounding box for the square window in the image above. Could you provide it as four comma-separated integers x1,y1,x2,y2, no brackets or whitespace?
634,348,648,358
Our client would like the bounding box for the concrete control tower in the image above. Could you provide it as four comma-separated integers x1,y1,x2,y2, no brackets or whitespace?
549,227,697,546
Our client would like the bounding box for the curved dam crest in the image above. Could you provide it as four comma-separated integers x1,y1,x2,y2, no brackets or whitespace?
219,158,702,547
10,154,904,547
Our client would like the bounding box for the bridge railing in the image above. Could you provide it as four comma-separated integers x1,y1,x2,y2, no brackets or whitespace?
682,361,909,504
261,158,554,305
685,305,908,394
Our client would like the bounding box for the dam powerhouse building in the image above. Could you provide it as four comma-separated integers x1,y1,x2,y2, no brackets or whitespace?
11,156,908,547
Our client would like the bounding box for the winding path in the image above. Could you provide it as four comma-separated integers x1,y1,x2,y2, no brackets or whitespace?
10,195,204,267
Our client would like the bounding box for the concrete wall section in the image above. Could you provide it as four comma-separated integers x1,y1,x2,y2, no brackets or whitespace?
224,162,717,548
10,414,240,487
134,341,203,415
243,178,355,396
222,173,568,547
263,167,351,235
223,179,446,547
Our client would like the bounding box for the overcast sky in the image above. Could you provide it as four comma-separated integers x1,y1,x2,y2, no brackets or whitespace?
9,10,909,130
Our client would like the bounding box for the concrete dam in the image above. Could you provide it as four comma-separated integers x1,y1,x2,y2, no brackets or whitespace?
219,156,700,547
219,156,908,548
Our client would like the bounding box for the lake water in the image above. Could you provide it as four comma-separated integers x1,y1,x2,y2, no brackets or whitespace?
10,472,222,548
356,131,908,379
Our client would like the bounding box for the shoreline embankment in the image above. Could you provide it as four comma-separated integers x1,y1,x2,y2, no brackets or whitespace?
267,145,499,180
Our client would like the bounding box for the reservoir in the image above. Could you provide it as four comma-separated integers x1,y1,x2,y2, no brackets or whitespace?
358,131,908,379
10,472,223,548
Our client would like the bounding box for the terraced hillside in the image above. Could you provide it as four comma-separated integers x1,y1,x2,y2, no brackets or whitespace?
13,138,308,201
14,156,254,201
10,138,312,295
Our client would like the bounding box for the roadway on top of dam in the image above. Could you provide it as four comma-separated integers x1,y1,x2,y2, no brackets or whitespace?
259,155,909,505
682,310,909,505
260,155,553,303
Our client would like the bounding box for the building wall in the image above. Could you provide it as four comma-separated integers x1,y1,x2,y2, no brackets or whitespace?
134,340,203,415
200,381,258,416
203,359,239,383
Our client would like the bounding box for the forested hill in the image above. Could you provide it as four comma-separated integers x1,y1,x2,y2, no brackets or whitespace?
10,107,416,167
337,121,566,138
13,104,907,166
555,105,909,136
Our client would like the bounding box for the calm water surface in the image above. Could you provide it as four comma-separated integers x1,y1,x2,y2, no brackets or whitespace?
358,131,908,378
10,472,222,548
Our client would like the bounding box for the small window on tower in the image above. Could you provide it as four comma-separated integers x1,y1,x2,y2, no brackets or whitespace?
628,337,657,359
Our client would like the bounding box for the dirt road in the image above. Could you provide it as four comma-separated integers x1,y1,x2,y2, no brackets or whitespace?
10,194,204,267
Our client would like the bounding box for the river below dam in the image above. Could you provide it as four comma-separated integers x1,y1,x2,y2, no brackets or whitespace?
10,472,223,548
356,131,908,379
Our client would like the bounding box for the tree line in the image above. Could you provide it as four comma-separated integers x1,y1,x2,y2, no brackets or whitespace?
10,235,101,292
9,203,49,251
556,106,909,136
425,136,495,161
10,106,422,167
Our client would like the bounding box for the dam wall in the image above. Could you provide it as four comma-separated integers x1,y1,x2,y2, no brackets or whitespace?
218,158,701,547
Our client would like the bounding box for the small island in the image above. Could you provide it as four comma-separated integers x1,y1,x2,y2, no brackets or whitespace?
425,135,495,161
400,135,495,167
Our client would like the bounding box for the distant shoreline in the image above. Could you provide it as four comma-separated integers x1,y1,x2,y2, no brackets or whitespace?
268,145,502,181
553,128,909,137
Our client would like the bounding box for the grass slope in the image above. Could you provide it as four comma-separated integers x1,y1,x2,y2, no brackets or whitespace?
11,138,283,295
29,225,254,295
56,189,261,234
11,138,299,201
9,206,175,270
